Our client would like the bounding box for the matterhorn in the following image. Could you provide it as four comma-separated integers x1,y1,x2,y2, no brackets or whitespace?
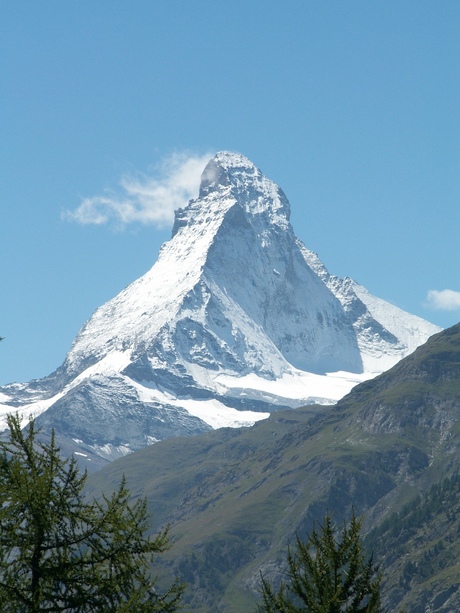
0,152,440,468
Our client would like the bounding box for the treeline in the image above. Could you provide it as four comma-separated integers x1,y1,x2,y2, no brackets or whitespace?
367,472,460,550
365,472,460,595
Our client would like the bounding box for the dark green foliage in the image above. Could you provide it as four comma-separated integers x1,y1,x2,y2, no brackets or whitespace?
0,414,183,612
365,472,460,610
258,512,385,612
366,473,460,557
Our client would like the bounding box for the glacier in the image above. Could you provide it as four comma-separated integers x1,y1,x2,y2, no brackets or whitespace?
0,152,441,468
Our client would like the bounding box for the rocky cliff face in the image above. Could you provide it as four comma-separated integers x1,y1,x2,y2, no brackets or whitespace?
0,152,441,466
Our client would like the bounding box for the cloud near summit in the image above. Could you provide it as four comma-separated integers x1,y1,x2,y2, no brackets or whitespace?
426,289,460,311
63,152,212,229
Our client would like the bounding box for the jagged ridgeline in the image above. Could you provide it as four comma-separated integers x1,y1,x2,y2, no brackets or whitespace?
87,324,460,612
0,152,439,467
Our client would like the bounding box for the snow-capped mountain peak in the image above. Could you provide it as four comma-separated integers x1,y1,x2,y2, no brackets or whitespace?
0,152,441,468
64,152,298,380
174,151,290,238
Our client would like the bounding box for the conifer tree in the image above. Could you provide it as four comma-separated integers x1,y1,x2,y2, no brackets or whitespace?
0,413,183,612
258,512,385,612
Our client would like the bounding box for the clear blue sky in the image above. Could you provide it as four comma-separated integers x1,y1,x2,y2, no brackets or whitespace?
2,1,459,386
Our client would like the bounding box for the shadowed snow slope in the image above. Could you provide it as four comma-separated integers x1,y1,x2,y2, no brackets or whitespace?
0,152,441,468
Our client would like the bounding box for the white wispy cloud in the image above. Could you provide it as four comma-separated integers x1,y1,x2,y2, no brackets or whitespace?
426,289,460,311
63,151,212,229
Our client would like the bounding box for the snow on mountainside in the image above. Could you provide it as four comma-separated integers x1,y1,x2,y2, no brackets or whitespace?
299,245,439,372
0,152,441,468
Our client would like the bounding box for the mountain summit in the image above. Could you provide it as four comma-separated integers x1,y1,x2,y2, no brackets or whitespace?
0,152,440,467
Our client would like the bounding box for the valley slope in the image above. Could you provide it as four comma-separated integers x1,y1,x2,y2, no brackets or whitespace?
87,323,460,612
